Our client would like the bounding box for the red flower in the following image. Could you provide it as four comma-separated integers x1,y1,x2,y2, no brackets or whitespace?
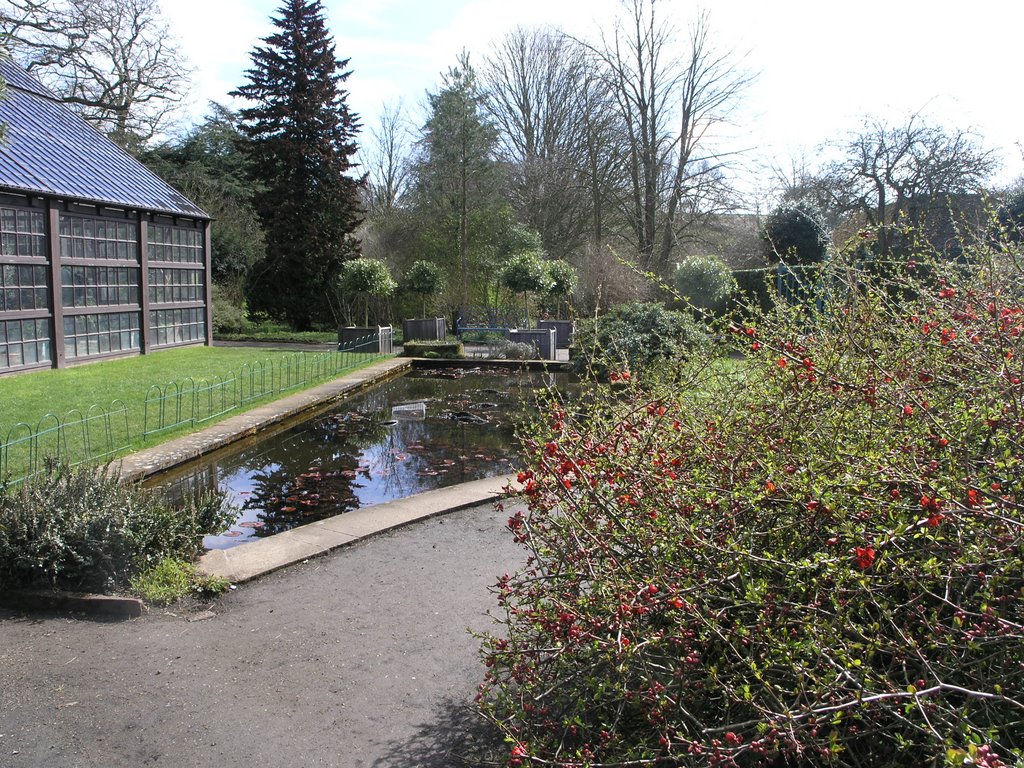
777,358,787,368
510,743,528,766
854,546,876,569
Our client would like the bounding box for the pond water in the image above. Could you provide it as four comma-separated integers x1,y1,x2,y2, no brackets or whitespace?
148,367,566,549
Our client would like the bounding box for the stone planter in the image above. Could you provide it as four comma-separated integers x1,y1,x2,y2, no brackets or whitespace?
537,320,574,349
338,325,394,354
401,317,447,342
509,328,557,361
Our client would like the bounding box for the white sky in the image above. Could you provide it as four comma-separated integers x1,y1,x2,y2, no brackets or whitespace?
163,0,1024,203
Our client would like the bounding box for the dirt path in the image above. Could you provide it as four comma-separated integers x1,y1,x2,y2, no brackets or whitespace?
0,501,523,768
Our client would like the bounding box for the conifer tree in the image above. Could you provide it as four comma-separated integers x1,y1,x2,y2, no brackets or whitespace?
232,0,363,330
412,52,503,319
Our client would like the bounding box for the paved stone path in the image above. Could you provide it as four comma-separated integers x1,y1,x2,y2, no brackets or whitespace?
0,500,523,768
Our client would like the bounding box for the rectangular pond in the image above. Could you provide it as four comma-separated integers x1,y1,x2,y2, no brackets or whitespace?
146,367,568,549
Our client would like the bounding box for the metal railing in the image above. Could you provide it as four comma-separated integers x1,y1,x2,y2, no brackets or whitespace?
142,334,385,438
1,401,130,485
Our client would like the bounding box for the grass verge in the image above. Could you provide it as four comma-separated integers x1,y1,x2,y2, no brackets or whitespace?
129,557,231,604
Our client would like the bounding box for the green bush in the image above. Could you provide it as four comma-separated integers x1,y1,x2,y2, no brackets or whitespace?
338,257,397,327
460,330,507,344
215,329,337,344
673,254,735,313
501,250,554,327
570,301,708,378
481,239,1024,766
404,260,445,317
211,283,249,335
0,463,233,593
544,259,578,316
762,203,830,265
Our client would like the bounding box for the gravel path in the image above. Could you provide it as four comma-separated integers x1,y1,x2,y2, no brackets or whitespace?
0,501,524,768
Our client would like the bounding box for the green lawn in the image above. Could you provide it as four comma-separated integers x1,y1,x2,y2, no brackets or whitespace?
0,345,387,482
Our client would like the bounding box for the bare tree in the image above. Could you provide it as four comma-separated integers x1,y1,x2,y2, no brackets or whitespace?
482,27,599,259
825,115,998,256
574,61,621,251
592,2,751,272
359,100,413,217
0,0,191,149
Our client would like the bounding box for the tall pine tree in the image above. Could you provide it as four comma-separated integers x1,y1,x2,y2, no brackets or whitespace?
232,0,363,330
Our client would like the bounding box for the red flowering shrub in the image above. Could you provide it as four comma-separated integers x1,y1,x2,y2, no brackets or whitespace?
479,240,1024,766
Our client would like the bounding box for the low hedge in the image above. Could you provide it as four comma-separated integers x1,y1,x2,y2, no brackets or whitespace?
402,338,465,359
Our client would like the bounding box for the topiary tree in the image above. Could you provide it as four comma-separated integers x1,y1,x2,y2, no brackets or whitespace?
337,258,396,327
404,260,444,317
544,259,578,317
500,250,553,328
673,254,736,313
762,203,830,265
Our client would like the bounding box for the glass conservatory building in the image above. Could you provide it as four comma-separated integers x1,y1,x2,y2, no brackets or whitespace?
0,59,211,376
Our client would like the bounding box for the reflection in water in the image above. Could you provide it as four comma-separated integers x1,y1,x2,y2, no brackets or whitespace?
149,368,569,549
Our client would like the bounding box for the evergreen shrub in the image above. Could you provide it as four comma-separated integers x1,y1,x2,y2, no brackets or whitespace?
0,464,232,593
570,301,708,378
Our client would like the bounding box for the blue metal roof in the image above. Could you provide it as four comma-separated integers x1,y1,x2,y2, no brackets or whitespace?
0,58,209,219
